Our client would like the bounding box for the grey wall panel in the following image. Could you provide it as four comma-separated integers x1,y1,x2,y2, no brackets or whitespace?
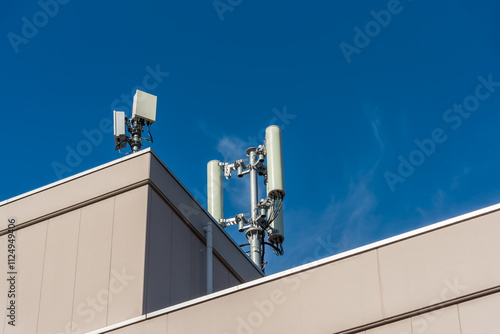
169,212,193,306
145,189,173,313
37,210,81,334
0,153,151,232
72,198,115,333
228,271,240,288
190,232,206,299
378,211,500,317
212,256,230,293
144,188,246,312
149,155,262,282
459,292,500,334
4,221,48,334
107,186,149,326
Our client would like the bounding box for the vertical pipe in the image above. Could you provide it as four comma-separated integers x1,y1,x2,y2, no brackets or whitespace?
205,221,213,294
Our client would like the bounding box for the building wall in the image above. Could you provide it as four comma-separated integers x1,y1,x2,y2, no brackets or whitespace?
100,204,500,334
362,292,500,334
0,150,262,334
1,186,149,334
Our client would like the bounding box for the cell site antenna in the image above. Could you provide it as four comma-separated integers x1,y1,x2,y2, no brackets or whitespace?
114,90,157,153
207,125,285,271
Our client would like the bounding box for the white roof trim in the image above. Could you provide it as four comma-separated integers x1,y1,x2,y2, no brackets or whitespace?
83,315,145,334
0,148,153,206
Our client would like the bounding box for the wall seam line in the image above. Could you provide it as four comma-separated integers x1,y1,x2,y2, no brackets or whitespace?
69,209,83,334
34,219,50,334
375,248,386,319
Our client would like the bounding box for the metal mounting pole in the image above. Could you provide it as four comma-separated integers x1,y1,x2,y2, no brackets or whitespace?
129,120,143,153
246,148,262,268
247,228,262,268
131,133,141,152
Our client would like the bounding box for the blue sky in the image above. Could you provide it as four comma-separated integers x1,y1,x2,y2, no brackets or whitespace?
2,0,500,275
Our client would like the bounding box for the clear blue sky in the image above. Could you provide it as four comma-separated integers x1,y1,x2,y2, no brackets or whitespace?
2,0,500,275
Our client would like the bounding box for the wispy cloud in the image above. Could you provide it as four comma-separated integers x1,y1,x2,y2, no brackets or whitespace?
362,102,386,171
363,103,384,152
271,176,380,273
272,104,386,271
216,135,252,215
217,136,248,162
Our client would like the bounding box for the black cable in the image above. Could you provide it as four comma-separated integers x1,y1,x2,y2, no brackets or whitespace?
147,123,154,143
264,242,284,255
263,198,283,230
261,230,265,265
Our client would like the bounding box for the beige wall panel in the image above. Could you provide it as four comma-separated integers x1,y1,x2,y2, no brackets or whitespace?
459,292,500,334
0,153,150,232
145,190,173,313
107,186,148,326
366,319,412,334
169,212,193,306
108,316,167,334
0,234,7,331
167,301,220,334
3,221,48,334
167,275,303,333
378,211,500,317
72,198,115,333
190,233,206,299
37,210,81,334
299,250,383,333
411,305,461,334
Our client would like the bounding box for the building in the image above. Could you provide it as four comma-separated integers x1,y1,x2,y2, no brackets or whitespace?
1,149,499,333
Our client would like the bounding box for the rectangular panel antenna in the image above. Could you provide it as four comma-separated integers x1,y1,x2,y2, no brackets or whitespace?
113,111,127,149
132,90,157,124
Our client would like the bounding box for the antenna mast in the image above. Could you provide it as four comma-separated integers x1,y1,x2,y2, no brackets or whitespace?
113,90,157,153
207,125,285,271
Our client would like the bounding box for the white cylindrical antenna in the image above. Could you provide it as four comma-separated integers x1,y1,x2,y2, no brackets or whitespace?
207,160,224,224
265,125,285,199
